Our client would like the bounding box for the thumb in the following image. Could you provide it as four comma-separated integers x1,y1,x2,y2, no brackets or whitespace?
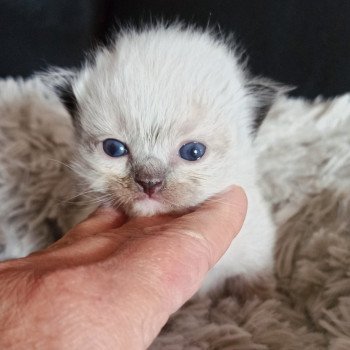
97,185,248,349
171,185,247,266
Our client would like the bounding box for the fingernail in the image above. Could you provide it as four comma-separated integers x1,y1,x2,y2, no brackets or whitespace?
224,185,242,193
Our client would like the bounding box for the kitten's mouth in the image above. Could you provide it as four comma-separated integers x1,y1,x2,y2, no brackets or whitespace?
131,192,167,216
135,192,161,202
128,177,167,215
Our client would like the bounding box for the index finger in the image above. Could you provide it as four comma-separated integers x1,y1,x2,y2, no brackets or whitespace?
63,207,127,242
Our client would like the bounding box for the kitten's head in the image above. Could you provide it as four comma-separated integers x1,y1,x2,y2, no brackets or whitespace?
45,25,283,216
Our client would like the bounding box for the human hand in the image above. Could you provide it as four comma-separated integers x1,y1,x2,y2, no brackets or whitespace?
0,186,247,349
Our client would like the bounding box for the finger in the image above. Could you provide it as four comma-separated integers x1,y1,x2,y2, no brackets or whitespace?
170,185,247,265
67,207,127,238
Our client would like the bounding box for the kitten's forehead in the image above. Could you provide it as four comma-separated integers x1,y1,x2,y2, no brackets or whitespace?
75,27,249,144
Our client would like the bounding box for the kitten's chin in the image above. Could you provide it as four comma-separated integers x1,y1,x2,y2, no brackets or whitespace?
129,198,171,217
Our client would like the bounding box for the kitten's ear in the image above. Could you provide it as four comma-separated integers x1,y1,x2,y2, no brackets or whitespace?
246,77,293,133
39,68,79,120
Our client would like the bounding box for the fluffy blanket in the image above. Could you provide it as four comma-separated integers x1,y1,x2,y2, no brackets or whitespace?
0,78,349,349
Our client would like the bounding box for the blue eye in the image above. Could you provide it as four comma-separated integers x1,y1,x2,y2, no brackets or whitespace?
179,142,206,161
102,139,128,157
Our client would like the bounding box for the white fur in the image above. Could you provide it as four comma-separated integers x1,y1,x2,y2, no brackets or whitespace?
51,25,276,291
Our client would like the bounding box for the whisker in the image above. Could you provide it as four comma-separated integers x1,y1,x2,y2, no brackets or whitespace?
48,158,75,172
62,189,101,204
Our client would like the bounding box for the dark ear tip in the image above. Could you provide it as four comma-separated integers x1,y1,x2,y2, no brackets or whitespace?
247,77,292,134
55,83,78,117
247,77,294,96
38,68,79,119
273,83,296,95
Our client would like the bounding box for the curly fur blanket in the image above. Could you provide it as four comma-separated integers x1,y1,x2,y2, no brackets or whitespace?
0,78,349,349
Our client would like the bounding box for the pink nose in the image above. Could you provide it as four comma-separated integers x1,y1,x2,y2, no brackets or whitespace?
135,179,163,196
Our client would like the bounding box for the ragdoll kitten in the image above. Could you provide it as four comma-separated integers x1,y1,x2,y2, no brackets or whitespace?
43,25,279,292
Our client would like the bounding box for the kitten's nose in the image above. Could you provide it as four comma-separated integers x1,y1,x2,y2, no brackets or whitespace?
135,179,163,196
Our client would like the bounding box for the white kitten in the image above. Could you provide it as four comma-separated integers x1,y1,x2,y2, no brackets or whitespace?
43,25,279,292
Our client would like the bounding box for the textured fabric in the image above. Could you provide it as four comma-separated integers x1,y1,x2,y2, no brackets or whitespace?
104,0,350,99
3,1,350,99
0,78,349,349
0,78,74,258
0,1,101,78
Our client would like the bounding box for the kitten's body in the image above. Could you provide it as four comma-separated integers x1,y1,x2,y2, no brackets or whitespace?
45,25,277,292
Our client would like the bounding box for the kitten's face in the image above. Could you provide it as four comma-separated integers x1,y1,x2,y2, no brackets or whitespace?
66,28,262,216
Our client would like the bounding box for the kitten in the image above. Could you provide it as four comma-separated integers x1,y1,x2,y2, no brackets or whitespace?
43,25,279,292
